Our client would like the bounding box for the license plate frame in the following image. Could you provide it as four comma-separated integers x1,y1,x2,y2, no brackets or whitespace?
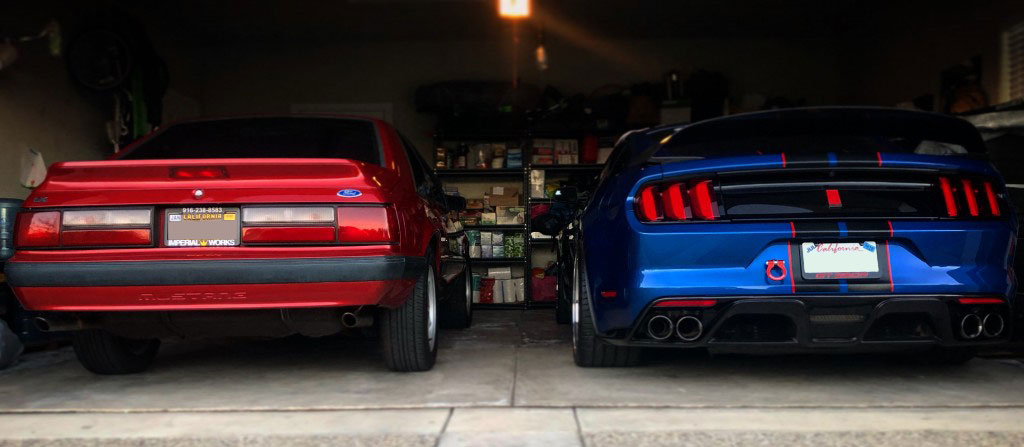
165,207,241,247
800,241,881,280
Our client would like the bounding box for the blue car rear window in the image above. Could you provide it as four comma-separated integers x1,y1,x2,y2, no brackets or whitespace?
654,108,985,160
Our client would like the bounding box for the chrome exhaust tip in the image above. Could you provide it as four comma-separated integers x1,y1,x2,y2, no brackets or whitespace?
341,312,373,329
960,314,983,339
646,315,674,341
982,313,1005,338
676,316,703,342
33,316,90,332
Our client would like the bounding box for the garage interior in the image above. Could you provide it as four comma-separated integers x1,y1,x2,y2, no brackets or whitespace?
2,1,1024,446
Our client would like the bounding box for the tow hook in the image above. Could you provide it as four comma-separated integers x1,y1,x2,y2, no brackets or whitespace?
766,260,788,281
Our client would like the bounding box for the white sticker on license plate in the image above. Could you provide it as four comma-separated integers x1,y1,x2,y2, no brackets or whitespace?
801,242,880,280
165,207,240,247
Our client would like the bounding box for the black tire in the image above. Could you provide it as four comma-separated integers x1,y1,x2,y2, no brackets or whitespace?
0,319,24,370
573,255,642,367
441,262,473,329
72,330,160,375
920,346,977,365
380,255,439,372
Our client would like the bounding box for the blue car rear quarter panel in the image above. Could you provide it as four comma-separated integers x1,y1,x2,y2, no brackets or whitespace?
583,154,1017,334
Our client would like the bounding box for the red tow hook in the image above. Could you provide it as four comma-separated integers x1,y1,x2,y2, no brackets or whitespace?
766,260,788,281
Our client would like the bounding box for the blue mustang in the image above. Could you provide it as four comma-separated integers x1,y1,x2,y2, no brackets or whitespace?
570,107,1016,366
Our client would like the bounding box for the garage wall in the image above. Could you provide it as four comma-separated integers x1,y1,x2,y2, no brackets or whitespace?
199,35,842,155
0,2,204,200
840,1,1024,108
0,40,108,199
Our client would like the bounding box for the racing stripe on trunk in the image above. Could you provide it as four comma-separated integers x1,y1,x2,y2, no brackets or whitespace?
835,153,882,167
792,221,839,239
784,154,831,168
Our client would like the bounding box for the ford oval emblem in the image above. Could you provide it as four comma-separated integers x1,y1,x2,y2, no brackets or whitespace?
337,189,362,198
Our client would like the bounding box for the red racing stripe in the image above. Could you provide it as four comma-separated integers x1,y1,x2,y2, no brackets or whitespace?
787,242,796,294
885,241,894,293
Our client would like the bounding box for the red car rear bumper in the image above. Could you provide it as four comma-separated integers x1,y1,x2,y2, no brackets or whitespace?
6,256,425,311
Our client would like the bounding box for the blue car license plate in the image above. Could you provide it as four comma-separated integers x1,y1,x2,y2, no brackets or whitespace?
800,241,880,280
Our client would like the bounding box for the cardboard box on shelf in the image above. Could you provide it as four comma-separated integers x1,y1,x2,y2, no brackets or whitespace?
555,139,579,165
492,245,505,258
489,187,520,207
487,267,512,279
496,207,526,225
531,155,554,165
529,169,546,198
480,212,497,225
480,231,493,245
491,232,504,246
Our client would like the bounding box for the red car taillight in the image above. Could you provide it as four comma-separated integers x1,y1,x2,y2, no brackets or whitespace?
61,209,153,247
636,179,718,222
983,181,1001,217
239,206,395,244
338,206,395,243
938,176,1003,218
16,209,153,248
62,229,151,247
241,226,336,244
15,211,60,248
241,206,337,243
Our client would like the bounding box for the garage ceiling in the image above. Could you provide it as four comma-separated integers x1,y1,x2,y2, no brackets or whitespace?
119,0,866,43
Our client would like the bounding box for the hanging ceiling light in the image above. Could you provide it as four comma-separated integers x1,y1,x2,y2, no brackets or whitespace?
535,28,548,71
498,0,530,19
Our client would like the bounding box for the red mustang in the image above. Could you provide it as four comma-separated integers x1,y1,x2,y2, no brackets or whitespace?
6,116,472,374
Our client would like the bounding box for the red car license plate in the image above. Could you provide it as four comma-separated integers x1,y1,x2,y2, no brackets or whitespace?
165,207,240,247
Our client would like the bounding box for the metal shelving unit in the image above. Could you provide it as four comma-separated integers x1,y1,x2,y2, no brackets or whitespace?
435,168,524,178
435,131,611,309
464,224,527,231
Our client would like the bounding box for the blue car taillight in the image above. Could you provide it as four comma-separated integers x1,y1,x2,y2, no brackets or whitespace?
938,176,1003,219
635,179,719,222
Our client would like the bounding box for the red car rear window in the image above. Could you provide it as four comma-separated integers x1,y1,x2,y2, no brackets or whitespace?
119,117,381,165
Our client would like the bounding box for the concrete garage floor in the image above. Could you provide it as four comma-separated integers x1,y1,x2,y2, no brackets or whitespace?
1,310,1023,446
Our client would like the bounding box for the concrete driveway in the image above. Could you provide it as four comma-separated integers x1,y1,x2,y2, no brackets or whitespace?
1,310,1023,446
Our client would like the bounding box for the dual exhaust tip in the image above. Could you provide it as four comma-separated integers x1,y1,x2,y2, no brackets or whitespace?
646,315,703,342
960,313,1005,340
